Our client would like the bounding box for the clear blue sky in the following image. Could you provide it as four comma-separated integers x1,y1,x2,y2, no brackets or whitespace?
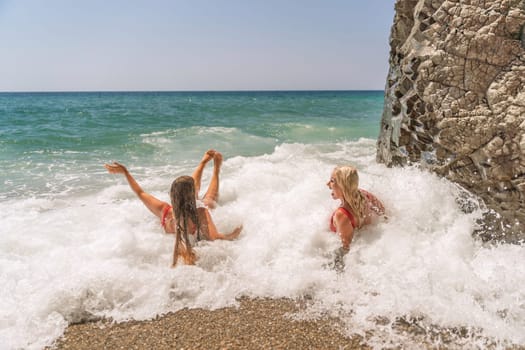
0,0,395,91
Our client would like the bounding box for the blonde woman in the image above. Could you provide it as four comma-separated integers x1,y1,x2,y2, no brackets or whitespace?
104,149,242,266
327,165,385,251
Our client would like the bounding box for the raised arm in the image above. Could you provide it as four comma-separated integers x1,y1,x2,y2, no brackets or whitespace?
104,162,169,218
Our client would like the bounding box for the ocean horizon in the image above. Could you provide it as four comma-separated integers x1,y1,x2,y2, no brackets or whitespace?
0,90,385,99
1,90,524,349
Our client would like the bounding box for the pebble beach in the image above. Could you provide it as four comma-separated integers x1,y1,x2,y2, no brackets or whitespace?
51,298,367,350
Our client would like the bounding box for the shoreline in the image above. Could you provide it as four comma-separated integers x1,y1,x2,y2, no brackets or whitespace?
51,298,368,350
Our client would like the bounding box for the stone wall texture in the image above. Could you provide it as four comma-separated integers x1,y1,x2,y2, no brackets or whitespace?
377,0,525,242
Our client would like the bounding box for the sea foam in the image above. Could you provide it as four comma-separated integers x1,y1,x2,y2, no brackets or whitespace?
0,139,524,349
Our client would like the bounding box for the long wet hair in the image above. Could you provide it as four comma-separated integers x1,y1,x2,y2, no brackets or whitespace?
333,165,368,228
170,176,200,266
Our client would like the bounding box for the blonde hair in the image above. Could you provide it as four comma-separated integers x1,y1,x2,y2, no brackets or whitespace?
333,165,368,228
170,176,200,266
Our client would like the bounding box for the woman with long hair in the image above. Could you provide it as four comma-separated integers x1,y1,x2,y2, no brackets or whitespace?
104,150,242,266
327,165,385,251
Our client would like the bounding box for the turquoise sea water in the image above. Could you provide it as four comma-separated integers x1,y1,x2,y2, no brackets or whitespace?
1,91,524,349
0,91,382,200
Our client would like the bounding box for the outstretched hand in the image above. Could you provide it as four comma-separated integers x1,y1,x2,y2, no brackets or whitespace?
224,225,243,240
104,162,128,175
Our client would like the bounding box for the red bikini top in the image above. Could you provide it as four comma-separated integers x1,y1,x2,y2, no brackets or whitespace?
161,205,199,237
330,207,357,232
161,205,172,228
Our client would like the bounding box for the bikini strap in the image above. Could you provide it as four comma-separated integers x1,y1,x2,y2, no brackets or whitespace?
161,205,172,228
337,207,357,229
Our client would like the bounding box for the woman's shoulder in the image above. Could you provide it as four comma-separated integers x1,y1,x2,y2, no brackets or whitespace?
334,207,357,227
333,207,347,218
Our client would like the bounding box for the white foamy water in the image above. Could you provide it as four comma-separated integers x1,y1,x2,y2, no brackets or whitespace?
1,139,524,349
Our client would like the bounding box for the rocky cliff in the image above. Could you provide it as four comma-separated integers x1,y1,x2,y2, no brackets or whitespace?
377,0,525,242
